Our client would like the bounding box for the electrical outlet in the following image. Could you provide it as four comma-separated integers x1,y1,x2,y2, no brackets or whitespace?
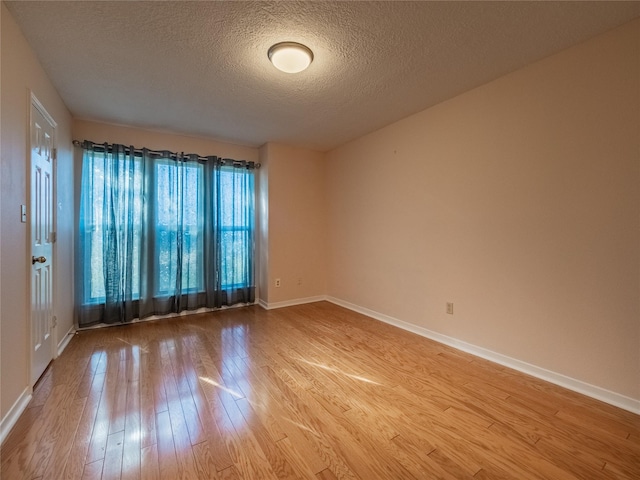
275,278,281,288
446,302,454,315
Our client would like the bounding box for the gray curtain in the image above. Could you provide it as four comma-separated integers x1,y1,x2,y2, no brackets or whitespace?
76,141,256,327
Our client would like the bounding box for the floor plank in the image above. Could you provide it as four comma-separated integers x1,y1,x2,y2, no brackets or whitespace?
2,302,638,479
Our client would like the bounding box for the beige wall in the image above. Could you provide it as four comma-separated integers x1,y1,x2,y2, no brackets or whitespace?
326,19,640,400
1,3,74,419
257,144,270,302
260,143,327,305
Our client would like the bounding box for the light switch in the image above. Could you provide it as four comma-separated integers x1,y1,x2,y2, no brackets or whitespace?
20,205,27,223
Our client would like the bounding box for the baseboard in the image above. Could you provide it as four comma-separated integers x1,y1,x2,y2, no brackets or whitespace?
258,295,328,310
57,325,75,357
2,327,74,444
326,296,640,415
0,387,32,445
76,302,259,331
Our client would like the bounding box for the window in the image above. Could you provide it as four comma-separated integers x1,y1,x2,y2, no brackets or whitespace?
82,151,143,303
218,169,254,289
155,160,203,295
77,142,256,326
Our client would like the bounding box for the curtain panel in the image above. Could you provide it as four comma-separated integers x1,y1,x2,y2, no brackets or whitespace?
76,141,256,327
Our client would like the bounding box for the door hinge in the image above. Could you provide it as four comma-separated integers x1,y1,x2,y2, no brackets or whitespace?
52,148,57,161
52,316,57,328
50,231,57,243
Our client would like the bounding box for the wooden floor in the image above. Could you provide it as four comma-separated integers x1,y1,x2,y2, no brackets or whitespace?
1,302,638,479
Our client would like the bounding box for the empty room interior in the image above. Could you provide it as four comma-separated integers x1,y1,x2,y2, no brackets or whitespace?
1,1,639,479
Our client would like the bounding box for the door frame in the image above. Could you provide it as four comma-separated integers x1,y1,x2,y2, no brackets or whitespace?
28,91,58,387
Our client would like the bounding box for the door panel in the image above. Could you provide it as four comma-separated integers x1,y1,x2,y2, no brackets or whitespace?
30,96,56,385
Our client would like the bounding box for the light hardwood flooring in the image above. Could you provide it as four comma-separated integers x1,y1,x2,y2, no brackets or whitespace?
1,302,638,479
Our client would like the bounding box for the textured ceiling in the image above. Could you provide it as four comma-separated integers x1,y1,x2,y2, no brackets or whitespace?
6,1,640,151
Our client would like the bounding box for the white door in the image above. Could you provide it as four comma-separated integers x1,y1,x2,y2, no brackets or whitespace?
30,95,56,385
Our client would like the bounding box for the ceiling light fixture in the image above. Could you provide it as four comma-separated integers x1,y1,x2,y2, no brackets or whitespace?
268,42,313,74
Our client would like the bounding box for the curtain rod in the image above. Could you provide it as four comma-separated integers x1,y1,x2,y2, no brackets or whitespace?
72,140,261,169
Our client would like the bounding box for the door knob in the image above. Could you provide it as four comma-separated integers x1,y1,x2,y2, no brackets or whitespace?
32,256,46,265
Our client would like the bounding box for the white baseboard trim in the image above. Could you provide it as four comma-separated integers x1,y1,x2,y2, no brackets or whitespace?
258,295,328,310
57,325,76,357
0,387,32,445
326,296,640,415
76,302,258,332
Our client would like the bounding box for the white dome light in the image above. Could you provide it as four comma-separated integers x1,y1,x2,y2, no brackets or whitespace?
268,42,313,74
